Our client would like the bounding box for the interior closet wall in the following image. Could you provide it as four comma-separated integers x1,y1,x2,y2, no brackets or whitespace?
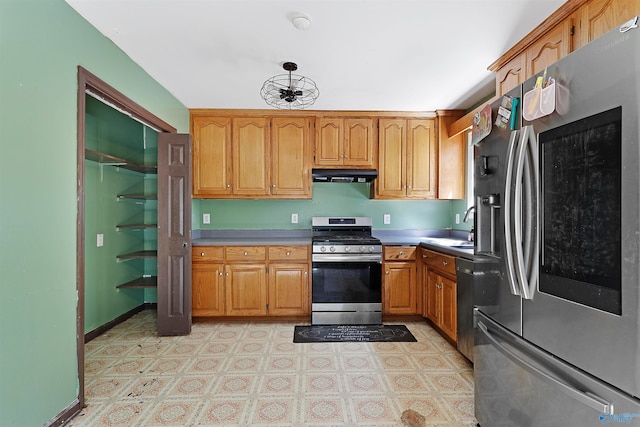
84,95,158,334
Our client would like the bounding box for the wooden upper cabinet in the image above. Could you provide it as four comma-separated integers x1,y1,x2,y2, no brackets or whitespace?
192,116,232,197
314,117,375,168
495,55,526,97
574,0,640,50
232,117,270,196
492,0,640,96
525,19,572,78
344,118,375,167
406,119,436,198
377,119,406,198
377,118,435,199
270,117,311,198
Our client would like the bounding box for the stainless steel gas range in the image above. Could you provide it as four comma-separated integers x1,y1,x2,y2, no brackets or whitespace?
311,217,383,325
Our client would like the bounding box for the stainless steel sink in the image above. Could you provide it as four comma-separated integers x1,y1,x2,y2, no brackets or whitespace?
422,238,474,248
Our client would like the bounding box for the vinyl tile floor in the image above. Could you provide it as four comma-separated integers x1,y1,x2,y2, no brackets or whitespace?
68,310,477,426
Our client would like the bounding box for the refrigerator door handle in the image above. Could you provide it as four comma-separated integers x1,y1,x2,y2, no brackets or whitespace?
503,130,522,296
478,321,614,415
515,126,539,300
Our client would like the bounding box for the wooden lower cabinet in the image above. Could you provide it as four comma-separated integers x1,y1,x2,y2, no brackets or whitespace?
420,247,457,342
383,246,417,314
268,263,309,315
192,245,309,317
225,263,268,316
192,263,225,316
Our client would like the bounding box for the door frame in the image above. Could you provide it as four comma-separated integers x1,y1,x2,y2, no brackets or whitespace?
75,66,176,413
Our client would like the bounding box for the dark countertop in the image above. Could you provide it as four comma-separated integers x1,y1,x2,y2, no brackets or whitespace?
192,229,311,246
192,228,481,260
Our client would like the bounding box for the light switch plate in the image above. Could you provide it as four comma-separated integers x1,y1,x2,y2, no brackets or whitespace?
383,214,391,225
203,213,211,224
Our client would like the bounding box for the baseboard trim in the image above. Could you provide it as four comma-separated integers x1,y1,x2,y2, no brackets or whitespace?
85,303,156,343
44,399,82,427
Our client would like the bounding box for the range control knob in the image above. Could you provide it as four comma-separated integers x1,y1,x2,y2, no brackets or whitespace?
345,246,351,252
329,246,336,252
320,246,326,252
369,246,375,252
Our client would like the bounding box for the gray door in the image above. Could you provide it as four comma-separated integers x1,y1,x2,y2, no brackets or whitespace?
157,133,192,336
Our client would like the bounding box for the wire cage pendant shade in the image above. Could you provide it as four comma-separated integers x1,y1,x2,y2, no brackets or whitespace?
260,62,319,110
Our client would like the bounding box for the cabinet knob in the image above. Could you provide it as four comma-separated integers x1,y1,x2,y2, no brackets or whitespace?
386,271,390,275
218,271,223,276
286,251,291,256
226,184,231,188
272,184,276,188
399,251,404,256
304,271,308,276
200,252,205,257
243,251,248,256
226,272,229,276
442,261,448,266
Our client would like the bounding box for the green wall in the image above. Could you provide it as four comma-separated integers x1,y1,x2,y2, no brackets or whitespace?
193,184,471,230
84,96,159,333
0,1,188,425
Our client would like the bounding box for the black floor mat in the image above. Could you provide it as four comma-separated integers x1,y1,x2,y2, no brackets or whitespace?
293,324,417,343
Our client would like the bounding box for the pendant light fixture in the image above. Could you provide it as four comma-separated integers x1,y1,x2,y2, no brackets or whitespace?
260,62,319,110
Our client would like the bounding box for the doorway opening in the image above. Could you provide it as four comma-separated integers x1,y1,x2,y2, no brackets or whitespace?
76,67,176,409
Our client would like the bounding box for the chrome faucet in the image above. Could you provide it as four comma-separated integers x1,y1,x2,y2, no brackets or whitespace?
463,206,475,223
463,206,475,242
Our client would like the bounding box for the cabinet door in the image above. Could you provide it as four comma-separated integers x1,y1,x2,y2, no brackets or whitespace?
225,264,267,315
232,117,270,196
426,270,441,324
271,117,311,198
344,118,375,167
495,54,525,97
406,119,436,198
439,275,457,342
192,263,225,316
383,261,417,314
377,119,406,198
576,0,640,49
268,263,309,315
525,20,572,78
315,118,344,166
192,116,232,197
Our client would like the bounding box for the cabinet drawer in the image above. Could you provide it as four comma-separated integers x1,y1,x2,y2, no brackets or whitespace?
225,246,266,261
269,245,309,261
192,246,224,263
384,246,416,261
420,248,456,276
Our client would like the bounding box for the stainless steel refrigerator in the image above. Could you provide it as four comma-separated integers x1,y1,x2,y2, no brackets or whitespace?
474,16,640,426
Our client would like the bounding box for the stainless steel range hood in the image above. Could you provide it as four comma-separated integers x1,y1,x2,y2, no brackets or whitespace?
312,169,378,183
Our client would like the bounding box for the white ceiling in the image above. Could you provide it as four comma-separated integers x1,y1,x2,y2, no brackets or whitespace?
66,0,566,112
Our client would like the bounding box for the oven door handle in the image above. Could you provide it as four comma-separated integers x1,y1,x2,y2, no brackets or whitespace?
312,254,382,263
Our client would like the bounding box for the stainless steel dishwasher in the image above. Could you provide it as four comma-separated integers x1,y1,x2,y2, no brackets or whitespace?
455,256,499,361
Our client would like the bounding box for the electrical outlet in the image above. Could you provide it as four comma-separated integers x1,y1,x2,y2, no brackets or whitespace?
203,213,211,224
456,214,460,224
96,234,104,247
291,213,298,224
383,214,391,225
